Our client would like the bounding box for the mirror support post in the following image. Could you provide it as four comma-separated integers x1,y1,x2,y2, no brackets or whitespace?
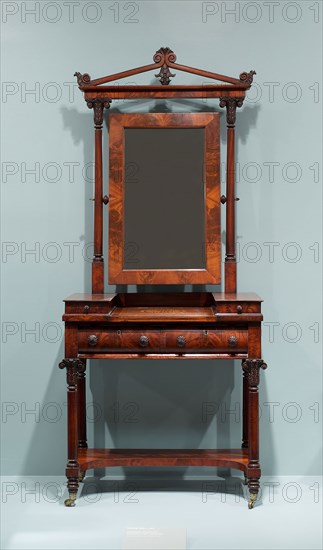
220,97,244,294
86,98,111,293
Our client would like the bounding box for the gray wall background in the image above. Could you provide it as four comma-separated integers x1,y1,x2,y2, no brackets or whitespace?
1,0,322,476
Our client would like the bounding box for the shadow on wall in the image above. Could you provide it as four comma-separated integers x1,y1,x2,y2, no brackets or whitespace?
20,99,273,479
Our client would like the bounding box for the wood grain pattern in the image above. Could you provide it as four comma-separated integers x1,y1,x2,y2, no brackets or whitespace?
76,46,254,91
61,51,264,506
108,113,221,284
83,87,247,100
64,292,262,303
77,328,248,353
78,448,249,472
78,352,248,360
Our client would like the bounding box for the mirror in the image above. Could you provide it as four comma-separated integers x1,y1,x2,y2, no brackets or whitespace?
124,128,205,270
108,112,221,284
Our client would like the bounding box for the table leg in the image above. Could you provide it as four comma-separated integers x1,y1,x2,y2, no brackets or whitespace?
242,358,267,509
77,359,87,482
59,358,83,506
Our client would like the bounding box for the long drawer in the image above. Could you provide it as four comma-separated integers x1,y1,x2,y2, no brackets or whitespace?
78,328,248,353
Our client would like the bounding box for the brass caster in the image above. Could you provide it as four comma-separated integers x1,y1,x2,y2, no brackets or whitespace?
78,471,85,482
64,494,77,507
248,493,257,509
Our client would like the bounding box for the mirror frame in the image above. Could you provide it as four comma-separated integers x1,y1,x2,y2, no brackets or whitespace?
108,112,221,284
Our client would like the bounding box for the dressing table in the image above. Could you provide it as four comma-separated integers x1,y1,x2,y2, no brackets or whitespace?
59,48,267,509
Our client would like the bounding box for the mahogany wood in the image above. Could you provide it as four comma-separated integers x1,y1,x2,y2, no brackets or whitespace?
77,359,87,449
78,353,248,360
59,50,266,509
108,112,221,284
77,327,249,354
78,448,249,472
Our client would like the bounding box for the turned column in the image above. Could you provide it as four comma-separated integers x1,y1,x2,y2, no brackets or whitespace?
219,97,243,294
242,358,267,507
86,98,111,293
77,359,87,449
59,358,84,506
242,367,249,449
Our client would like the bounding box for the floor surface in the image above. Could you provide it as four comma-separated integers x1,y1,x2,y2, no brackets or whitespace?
1,475,322,549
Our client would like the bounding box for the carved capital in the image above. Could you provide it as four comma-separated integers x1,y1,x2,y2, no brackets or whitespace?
74,72,91,87
219,97,244,127
86,98,111,128
77,359,86,378
153,47,176,85
59,358,85,386
242,359,267,387
239,70,256,87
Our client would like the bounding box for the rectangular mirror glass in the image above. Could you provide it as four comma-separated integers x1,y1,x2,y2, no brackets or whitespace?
124,128,205,270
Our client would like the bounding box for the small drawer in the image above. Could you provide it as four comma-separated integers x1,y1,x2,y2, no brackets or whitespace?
78,329,162,353
216,302,260,314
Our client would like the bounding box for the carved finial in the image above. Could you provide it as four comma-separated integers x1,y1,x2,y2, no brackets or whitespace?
153,47,176,85
239,70,256,87
74,72,91,87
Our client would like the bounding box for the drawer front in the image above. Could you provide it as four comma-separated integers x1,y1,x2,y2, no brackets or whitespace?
78,330,162,352
78,329,248,354
165,329,248,352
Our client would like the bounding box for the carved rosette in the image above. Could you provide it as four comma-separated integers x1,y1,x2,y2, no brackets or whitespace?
219,97,244,128
59,359,85,387
153,47,176,85
74,72,91,87
242,359,267,387
239,70,256,87
86,98,111,128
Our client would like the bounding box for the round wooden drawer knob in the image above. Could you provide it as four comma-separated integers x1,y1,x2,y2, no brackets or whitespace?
88,334,98,346
177,335,186,348
228,336,238,348
139,335,149,347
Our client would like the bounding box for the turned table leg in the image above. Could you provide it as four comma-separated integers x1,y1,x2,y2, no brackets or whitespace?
242,359,267,509
59,358,83,506
77,359,87,482
242,364,249,485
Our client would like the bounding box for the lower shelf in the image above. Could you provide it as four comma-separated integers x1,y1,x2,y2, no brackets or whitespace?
78,448,248,472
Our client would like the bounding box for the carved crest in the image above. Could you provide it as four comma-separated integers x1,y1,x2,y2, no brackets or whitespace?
74,47,255,93
153,47,176,85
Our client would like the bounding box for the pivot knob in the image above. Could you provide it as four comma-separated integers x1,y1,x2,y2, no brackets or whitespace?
139,335,149,347
88,334,98,346
228,336,238,348
176,335,186,348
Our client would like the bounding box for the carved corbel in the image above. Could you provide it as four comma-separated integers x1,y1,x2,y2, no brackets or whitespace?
219,97,244,128
242,359,267,387
86,98,111,128
59,358,85,387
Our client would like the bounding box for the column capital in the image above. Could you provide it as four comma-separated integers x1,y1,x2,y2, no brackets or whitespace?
219,97,244,127
86,98,111,128
242,359,267,387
